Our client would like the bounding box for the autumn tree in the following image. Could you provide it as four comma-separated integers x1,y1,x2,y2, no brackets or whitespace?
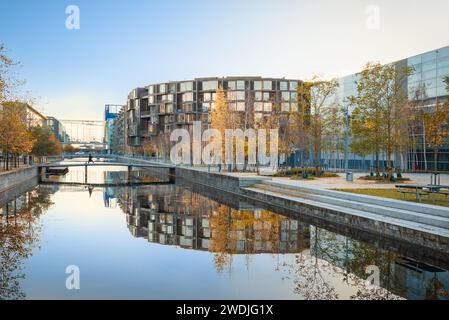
63,144,77,153
322,103,345,170
293,82,311,168
0,43,23,103
297,77,340,175
0,102,34,170
210,86,241,169
422,103,449,172
349,62,413,176
30,126,62,161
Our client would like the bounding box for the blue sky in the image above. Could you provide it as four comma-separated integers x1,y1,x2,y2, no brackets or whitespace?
1,0,449,120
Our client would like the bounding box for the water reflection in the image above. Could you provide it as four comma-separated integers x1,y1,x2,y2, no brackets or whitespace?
45,158,166,185
112,184,449,300
0,186,54,299
1,166,449,299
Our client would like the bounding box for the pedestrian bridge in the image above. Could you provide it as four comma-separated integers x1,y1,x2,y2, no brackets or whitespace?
38,162,175,169
59,153,118,160
38,161,175,185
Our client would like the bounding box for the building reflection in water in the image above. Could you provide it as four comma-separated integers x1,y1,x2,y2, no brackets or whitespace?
1,181,448,300
112,184,449,300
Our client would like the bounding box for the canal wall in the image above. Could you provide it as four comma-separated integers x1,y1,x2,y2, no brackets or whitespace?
240,187,449,252
175,166,449,251
0,166,39,194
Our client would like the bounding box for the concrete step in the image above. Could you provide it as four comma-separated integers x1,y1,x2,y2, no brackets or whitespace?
262,180,449,218
245,186,449,239
254,184,449,229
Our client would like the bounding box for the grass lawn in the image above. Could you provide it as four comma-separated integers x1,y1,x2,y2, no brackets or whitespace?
334,188,449,208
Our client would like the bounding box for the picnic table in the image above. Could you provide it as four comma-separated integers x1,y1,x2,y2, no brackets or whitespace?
395,184,449,202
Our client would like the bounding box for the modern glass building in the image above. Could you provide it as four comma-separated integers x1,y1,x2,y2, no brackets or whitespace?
125,77,301,158
325,45,449,171
104,104,123,154
45,116,69,143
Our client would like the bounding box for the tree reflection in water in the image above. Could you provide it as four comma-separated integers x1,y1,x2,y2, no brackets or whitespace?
0,186,54,300
114,185,449,300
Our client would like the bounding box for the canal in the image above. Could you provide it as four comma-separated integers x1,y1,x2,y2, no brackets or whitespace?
1,160,449,300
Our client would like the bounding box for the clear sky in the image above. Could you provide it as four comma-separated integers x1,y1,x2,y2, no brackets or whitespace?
1,0,449,120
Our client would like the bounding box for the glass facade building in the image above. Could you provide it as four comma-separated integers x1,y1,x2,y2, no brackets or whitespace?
326,45,449,171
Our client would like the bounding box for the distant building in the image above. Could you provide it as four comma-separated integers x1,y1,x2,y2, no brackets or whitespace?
110,107,126,155
24,104,47,127
45,116,69,143
104,104,123,154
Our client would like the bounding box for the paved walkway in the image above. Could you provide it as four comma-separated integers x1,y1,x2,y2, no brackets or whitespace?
271,173,448,190
116,156,449,190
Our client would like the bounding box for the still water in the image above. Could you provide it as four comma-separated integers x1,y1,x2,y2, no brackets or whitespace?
1,162,449,300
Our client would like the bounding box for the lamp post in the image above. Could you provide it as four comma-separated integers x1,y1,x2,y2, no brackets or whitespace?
343,108,351,173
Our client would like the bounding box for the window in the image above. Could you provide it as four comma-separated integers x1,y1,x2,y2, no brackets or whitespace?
236,80,245,90
255,92,263,101
422,51,437,62
281,102,290,112
159,84,167,94
203,92,216,102
180,82,193,92
423,70,437,80
166,104,174,114
263,81,272,91
281,92,290,101
254,81,262,90
201,103,210,111
291,92,297,102
290,81,298,91
202,80,218,91
408,55,421,65
254,102,263,112
183,103,194,112
437,66,449,77
236,102,245,111
437,85,449,97
438,56,449,68
228,81,236,90
183,92,193,102
263,92,270,101
263,102,272,112
228,91,245,101
439,46,449,58
280,81,288,91
148,85,154,94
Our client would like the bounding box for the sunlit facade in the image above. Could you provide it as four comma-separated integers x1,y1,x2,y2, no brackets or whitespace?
125,77,301,157
326,45,449,171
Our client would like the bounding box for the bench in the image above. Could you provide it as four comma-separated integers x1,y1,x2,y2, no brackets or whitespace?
396,184,449,202
426,185,449,200
395,185,429,202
